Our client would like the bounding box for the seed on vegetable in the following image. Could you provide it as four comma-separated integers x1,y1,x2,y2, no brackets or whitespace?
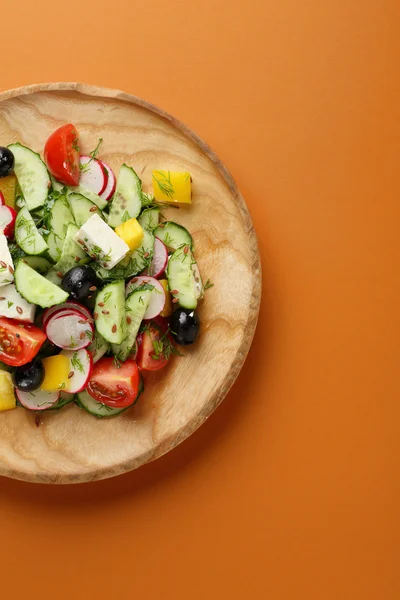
183,246,189,254
79,332,86,340
89,285,97,292
74,256,81,262
98,302,105,307
57,271,63,278
78,319,87,325
112,324,117,333
21,259,28,264
172,298,179,303
8,265,14,274
68,371,74,379
0,261,6,268
158,223,165,228
126,316,132,325
3,340,10,346
94,313,99,320
90,206,98,212
16,306,23,314
132,278,138,283
0,297,5,301
143,252,150,259
102,310,109,315
170,289,179,295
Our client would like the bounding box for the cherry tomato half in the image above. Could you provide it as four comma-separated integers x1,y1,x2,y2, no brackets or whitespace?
137,323,170,372
0,317,46,367
44,124,80,186
86,357,140,408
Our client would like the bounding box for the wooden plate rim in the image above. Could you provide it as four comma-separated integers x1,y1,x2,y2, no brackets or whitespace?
0,82,261,484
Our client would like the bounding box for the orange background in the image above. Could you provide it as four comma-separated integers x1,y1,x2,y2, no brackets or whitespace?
1,0,399,598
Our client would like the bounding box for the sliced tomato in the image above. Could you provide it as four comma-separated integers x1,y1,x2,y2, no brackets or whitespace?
0,317,46,367
86,357,140,408
44,124,80,186
137,323,170,371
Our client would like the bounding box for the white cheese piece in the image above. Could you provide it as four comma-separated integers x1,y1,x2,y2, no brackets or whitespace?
0,284,36,322
0,234,14,287
74,214,130,270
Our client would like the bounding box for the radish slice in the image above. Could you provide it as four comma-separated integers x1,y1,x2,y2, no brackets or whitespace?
98,160,116,201
143,238,168,278
61,348,93,393
45,311,94,350
126,275,166,319
43,302,92,327
0,205,17,238
42,307,84,328
0,191,5,206
79,156,107,196
16,388,60,411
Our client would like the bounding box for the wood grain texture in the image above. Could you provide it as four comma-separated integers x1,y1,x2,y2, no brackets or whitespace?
0,83,261,484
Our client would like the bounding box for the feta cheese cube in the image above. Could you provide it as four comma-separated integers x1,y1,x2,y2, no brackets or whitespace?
0,234,14,287
74,214,130,270
0,284,36,322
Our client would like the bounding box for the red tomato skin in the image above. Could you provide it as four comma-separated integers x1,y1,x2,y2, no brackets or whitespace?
0,318,46,366
86,357,140,408
44,124,80,186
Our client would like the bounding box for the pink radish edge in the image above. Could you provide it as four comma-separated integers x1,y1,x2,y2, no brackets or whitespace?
79,156,107,196
43,302,91,327
0,205,17,238
0,191,5,206
45,311,94,350
16,388,60,411
126,275,166,320
61,348,93,393
98,160,116,201
143,238,168,278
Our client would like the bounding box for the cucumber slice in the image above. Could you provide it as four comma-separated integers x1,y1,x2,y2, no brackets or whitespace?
94,229,154,281
94,280,127,344
76,390,127,418
154,221,193,251
67,186,107,210
88,331,110,363
68,193,104,226
46,232,62,263
167,245,197,310
46,223,88,285
108,165,142,228
47,194,75,261
50,175,66,193
14,261,69,308
8,143,50,211
111,286,153,361
138,207,160,231
15,206,48,256
22,256,52,275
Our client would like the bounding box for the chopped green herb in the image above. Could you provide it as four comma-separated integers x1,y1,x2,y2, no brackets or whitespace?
204,279,214,290
71,352,84,374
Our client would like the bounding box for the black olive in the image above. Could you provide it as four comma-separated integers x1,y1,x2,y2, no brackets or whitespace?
13,359,45,392
0,146,15,178
170,307,200,345
61,265,100,300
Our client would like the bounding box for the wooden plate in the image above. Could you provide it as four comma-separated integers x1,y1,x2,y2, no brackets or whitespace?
0,83,261,483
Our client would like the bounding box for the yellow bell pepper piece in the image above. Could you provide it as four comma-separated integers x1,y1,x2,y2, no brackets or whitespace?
0,371,16,412
159,279,172,317
0,174,17,207
152,170,192,204
41,355,70,392
115,218,144,252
